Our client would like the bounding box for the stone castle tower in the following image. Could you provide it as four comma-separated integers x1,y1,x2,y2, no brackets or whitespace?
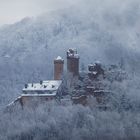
66,49,79,88
67,48,79,77
54,56,64,80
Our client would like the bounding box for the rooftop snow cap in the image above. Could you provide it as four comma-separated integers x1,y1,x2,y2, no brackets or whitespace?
67,48,79,59
55,56,63,61
95,61,101,65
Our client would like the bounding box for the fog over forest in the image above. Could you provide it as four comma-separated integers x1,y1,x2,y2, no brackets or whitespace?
0,0,140,139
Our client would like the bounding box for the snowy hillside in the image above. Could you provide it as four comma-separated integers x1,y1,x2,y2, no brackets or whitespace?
0,0,140,106
1,1,140,140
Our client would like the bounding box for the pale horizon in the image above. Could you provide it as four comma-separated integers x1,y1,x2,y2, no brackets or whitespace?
0,0,80,26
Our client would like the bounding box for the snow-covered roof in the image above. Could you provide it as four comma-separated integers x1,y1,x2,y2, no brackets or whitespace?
95,61,101,65
88,64,94,67
23,80,62,92
71,95,86,100
55,56,63,61
94,90,111,93
88,71,98,75
21,91,57,97
7,96,21,107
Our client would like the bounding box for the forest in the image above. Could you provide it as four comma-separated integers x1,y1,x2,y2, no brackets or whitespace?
0,0,140,139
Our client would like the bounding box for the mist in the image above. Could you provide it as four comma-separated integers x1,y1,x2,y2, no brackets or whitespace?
0,0,140,139
0,0,80,26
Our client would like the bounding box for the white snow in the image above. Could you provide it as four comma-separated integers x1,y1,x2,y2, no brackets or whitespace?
55,56,63,61
23,80,62,92
88,71,98,75
67,48,79,59
21,91,57,97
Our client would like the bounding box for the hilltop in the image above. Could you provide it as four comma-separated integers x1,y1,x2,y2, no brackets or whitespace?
0,1,140,106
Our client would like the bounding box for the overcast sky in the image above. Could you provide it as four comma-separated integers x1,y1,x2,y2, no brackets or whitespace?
0,0,80,26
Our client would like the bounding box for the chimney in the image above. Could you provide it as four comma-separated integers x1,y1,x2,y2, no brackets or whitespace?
54,56,64,80
40,80,43,85
25,84,28,89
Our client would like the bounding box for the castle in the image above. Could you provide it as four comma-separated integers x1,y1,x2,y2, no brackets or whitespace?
7,48,127,109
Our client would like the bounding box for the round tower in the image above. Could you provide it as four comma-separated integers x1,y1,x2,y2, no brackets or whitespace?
54,56,64,80
67,48,79,77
